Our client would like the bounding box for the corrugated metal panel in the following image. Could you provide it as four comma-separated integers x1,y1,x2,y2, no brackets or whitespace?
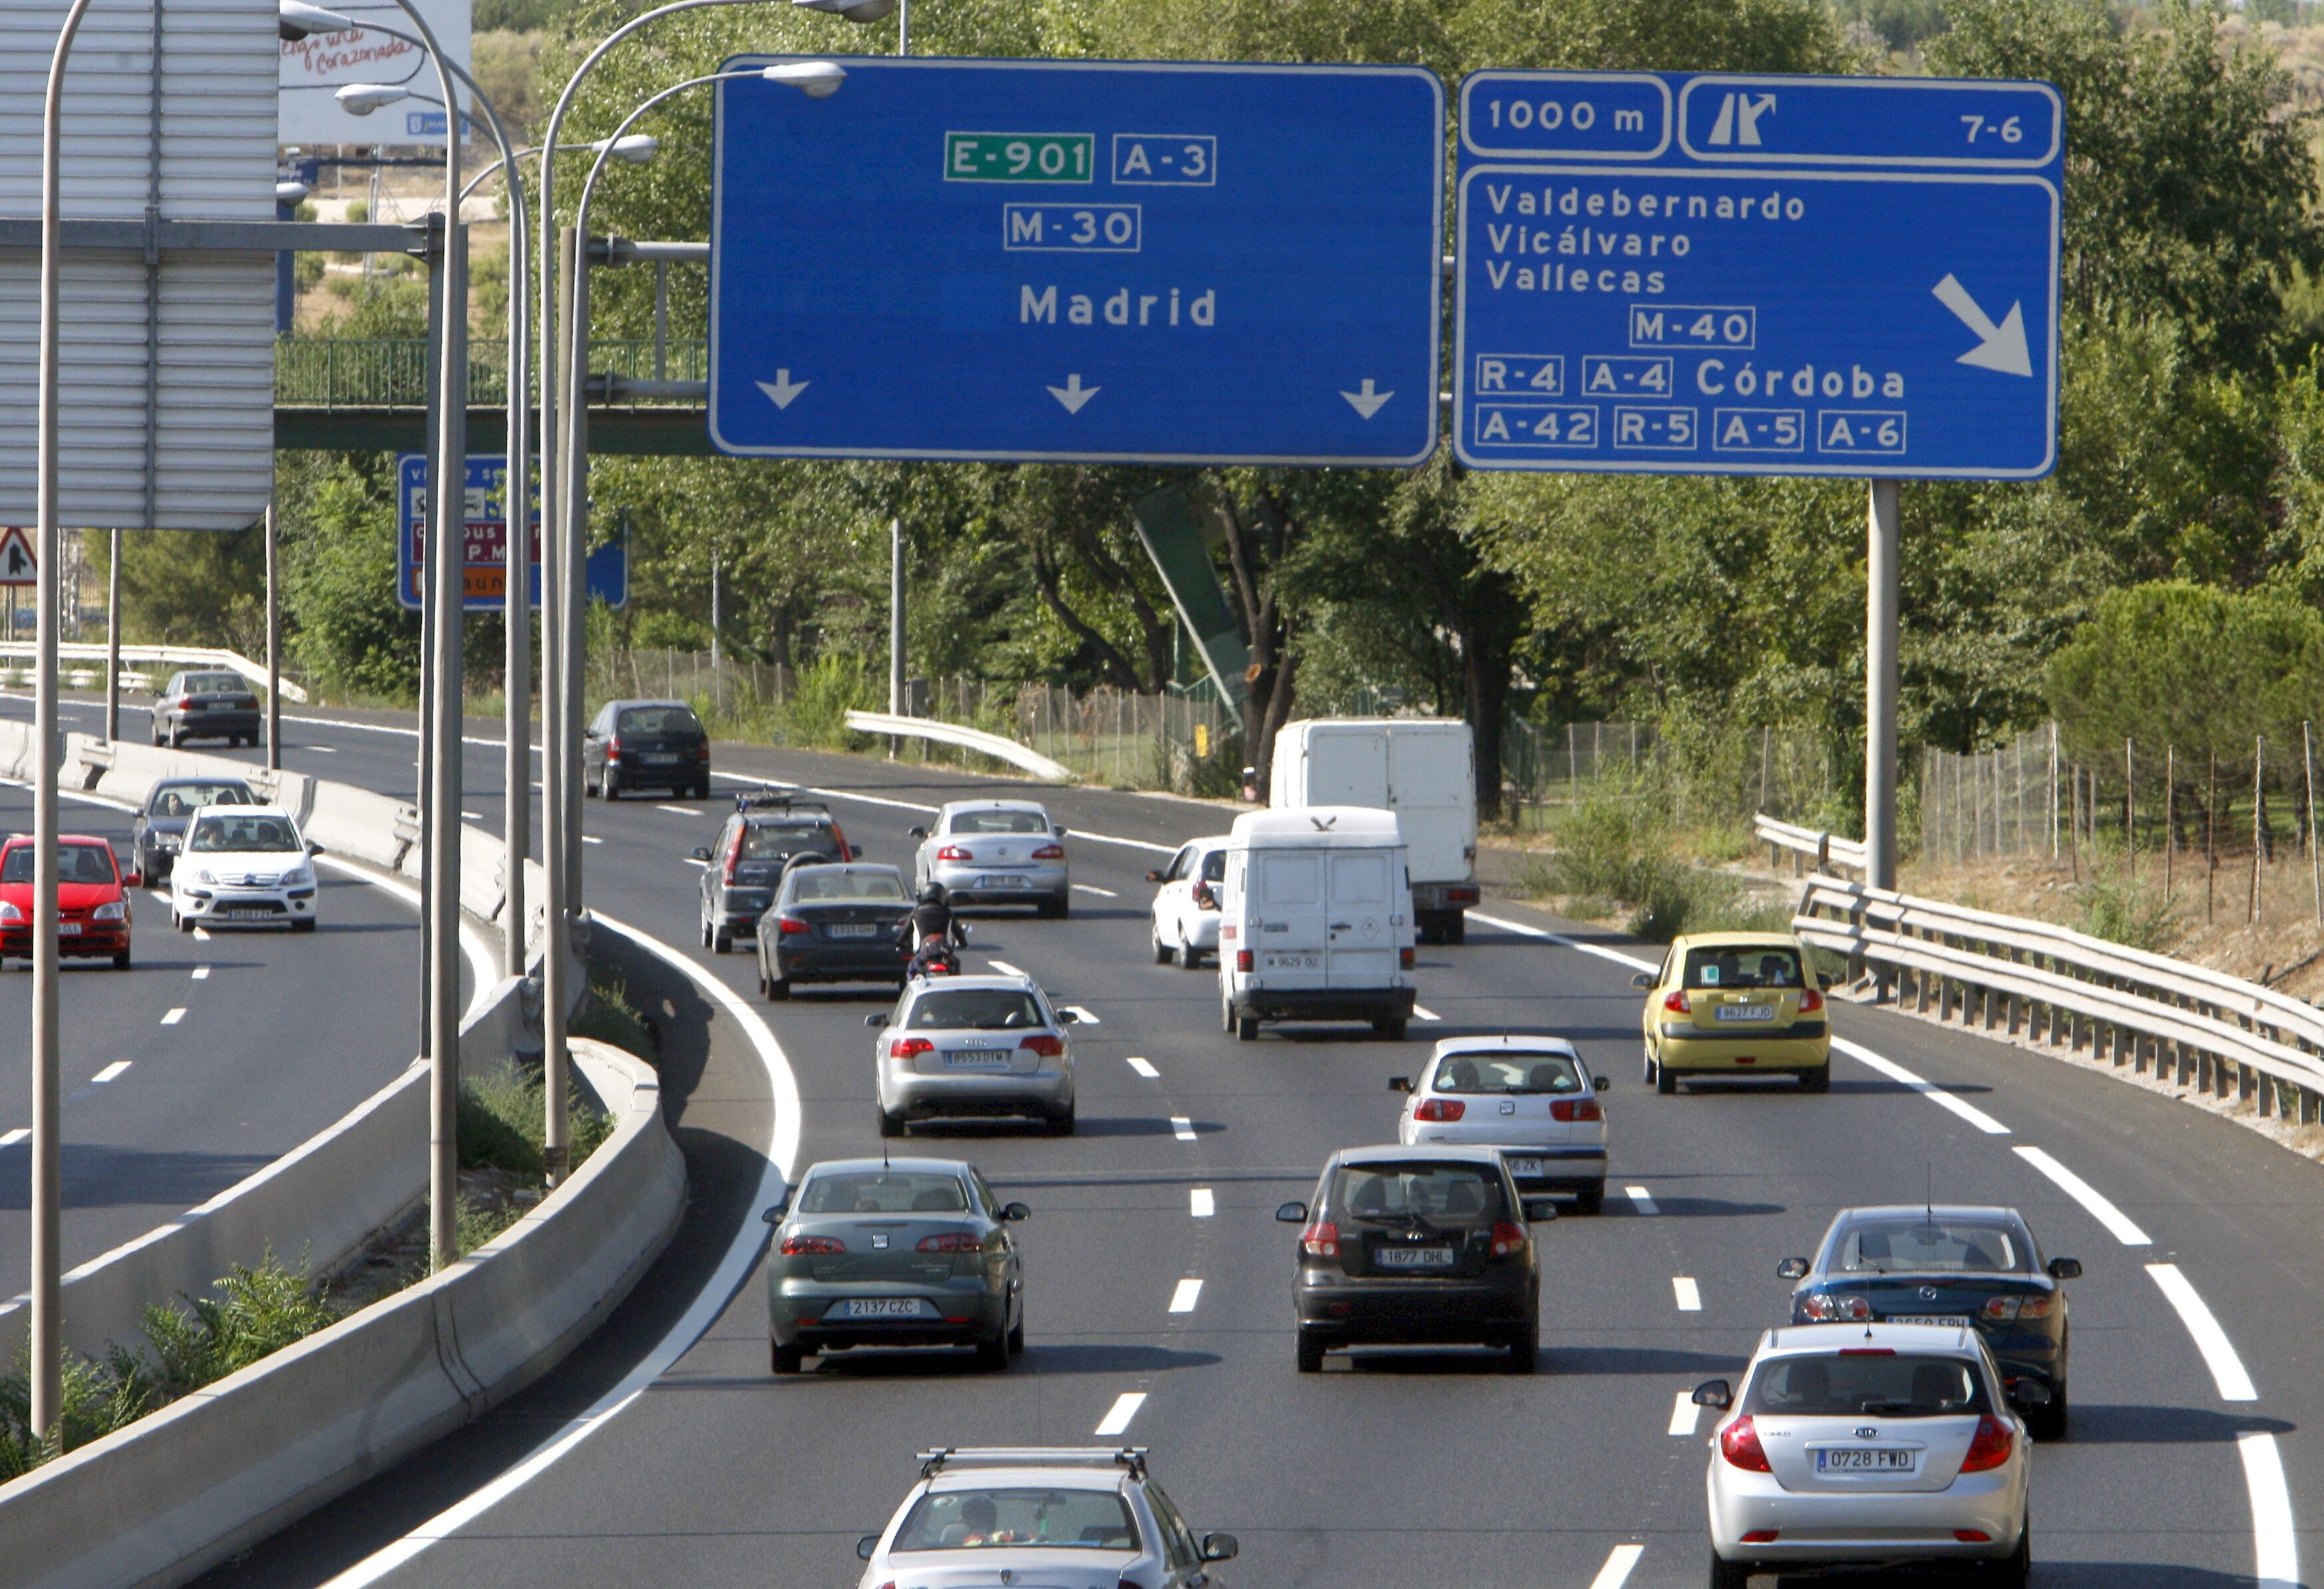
0,0,275,530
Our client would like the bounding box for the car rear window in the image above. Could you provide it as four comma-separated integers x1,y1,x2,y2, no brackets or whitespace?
182,673,245,695
3,844,116,885
1682,945,1804,989
1432,1053,1581,1094
948,809,1051,834
1199,850,1226,882
906,989,1047,1030
799,1171,967,1214
1744,1353,1991,1419
1330,1161,1506,1224
741,822,837,859
1836,1222,2022,1274
616,706,702,737
894,1489,1137,1552
148,783,252,816
186,815,300,853
786,869,906,904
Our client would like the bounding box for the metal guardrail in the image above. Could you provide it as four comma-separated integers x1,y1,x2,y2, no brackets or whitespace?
844,710,1073,783
1794,874,2324,1123
274,337,709,410
0,642,307,703
1756,813,1867,874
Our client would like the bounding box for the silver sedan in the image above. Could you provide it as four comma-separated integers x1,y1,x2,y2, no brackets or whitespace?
1392,1037,1610,1213
869,973,1079,1135
910,800,1069,917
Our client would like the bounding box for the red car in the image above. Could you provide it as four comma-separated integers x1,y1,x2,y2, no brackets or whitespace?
0,834,138,969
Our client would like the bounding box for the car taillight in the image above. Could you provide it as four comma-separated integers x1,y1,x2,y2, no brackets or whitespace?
1800,1294,1873,1322
1413,1098,1465,1122
1740,1530,1780,1544
1236,950,1253,971
1032,843,1064,860
1448,886,1479,904
936,845,972,862
694,741,711,760
1020,1033,1064,1058
1960,1415,2015,1472
916,1232,981,1252
1549,1098,1602,1122
778,916,811,936
1799,987,1824,1014
1300,1221,1339,1257
1192,880,1217,909
888,1037,933,1059
779,1234,845,1255
605,735,622,760
1400,946,1415,968
1664,989,1691,1013
1720,1416,1772,1471
1984,1294,2052,1321
1953,1530,1992,1544
1490,1220,1527,1256
174,695,192,710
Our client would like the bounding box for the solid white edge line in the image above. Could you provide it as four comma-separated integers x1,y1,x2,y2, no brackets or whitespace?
1667,1390,1700,1436
1412,1005,1441,1021
1167,1278,1202,1314
1469,910,1656,972
2238,1431,2301,1588
2012,1145,2152,1246
1093,1391,1147,1436
91,1061,132,1083
1587,1542,1646,1589
1672,1276,1702,1312
1189,1188,1213,1218
654,804,696,816
316,909,801,1589
1624,1185,1660,1216
2144,1263,2258,1401
1832,1037,2011,1135
1125,1057,1159,1079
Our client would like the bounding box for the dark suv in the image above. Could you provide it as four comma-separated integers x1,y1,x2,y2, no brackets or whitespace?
1276,1144,1555,1375
691,793,854,953
584,698,709,799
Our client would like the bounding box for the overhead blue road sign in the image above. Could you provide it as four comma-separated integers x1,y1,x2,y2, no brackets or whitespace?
707,58,1443,466
396,454,627,612
1453,71,2062,479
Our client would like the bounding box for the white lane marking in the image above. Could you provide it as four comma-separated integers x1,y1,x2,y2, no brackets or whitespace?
2013,1145,2151,1246
1625,1185,1660,1216
1190,1187,1213,1218
679,856,707,868
190,966,209,980
159,1008,185,1025
1470,910,1656,971
1062,1004,1099,1025
1171,1116,1195,1141
0,1129,26,1148
1672,1276,1702,1312
654,804,697,816
2239,1432,2301,1588
318,910,800,1589
2146,1263,2257,1400
1168,1278,1203,1314
273,711,535,755
1125,1056,1159,1079
461,810,483,821
1071,883,1117,898
1093,1392,1147,1436
1412,1005,1442,1021
91,1061,131,1083
301,744,338,753
1668,1391,1701,1436
1588,1543,1646,1589
987,959,1025,977
582,834,604,846
192,927,210,942
711,770,1179,854
1833,1037,2011,1135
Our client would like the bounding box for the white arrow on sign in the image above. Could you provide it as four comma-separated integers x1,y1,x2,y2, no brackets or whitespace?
756,369,810,409
1048,373,1100,414
1340,379,1394,419
1931,274,2032,377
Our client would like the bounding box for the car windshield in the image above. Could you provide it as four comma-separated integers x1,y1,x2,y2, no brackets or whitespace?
893,1489,1137,1553
1836,1222,2022,1274
906,989,1048,1030
786,870,906,904
181,673,244,695
186,815,300,854
1682,946,1805,989
1744,1353,1990,1419
741,823,837,860
1331,1161,1505,1225
948,809,1051,835
148,783,253,818
616,705,701,737
798,1171,968,1214
1432,1053,1581,1094
1,844,115,885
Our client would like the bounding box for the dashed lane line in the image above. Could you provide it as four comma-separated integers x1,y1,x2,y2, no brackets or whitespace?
2238,1432,2300,1588
1071,883,1117,898
190,966,210,980
160,1008,185,1025
1093,1392,1146,1437
654,804,697,816
1168,1279,1202,1314
1062,1005,1100,1025
582,835,604,846
1587,1544,1645,1589
1125,1057,1159,1079
1832,1037,2011,1135
1672,1277,1701,1312
1412,1005,1442,1021
1624,1185,1660,1216
2146,1263,2257,1401
91,1061,131,1083
1171,1117,1195,1142
1190,1188,1213,1218
709,771,1179,854
2014,1145,2151,1246
1667,1391,1700,1437
987,960,1026,977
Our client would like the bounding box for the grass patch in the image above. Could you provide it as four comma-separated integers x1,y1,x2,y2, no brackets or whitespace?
570,970,656,1062
1524,783,1792,942
459,1063,615,1181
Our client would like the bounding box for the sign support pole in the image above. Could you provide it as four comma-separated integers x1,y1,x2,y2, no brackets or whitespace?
538,226,577,1187
266,502,280,771
426,214,469,1271
889,515,904,751
104,528,120,742
1866,478,1900,894
562,230,589,914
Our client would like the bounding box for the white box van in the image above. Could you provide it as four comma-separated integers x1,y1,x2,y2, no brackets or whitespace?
1219,806,1417,1042
1270,718,1479,944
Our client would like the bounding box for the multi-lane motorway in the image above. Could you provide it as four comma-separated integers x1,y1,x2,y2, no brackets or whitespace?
16,694,2309,1588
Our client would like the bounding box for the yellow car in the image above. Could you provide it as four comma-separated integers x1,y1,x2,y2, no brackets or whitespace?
1634,932,1832,1094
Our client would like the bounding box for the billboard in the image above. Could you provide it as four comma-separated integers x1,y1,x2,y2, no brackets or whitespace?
279,0,471,146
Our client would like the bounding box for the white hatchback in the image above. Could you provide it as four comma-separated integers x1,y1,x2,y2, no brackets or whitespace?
1147,834,1228,968
1392,1037,1609,1213
168,805,321,932
1697,1323,2040,1588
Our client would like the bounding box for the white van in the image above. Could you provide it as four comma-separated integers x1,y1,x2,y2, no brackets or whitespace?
1270,718,1479,944
1219,806,1417,1041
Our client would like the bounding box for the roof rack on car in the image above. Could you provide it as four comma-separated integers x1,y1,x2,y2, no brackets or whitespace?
917,1448,1147,1480
733,790,831,816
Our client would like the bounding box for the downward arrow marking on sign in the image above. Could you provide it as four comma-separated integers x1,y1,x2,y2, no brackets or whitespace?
1048,373,1100,413
1931,274,2032,377
1340,378,1394,419
756,369,809,409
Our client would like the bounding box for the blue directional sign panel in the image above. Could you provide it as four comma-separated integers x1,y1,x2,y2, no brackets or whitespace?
708,58,1443,465
1454,71,2062,478
395,454,628,612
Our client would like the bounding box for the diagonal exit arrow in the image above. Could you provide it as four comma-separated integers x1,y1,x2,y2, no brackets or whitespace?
1931,274,2033,377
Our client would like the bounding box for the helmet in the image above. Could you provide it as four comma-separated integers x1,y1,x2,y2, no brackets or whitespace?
918,881,946,906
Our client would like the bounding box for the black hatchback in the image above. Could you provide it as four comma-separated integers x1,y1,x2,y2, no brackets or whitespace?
1778,1204,2078,1439
584,698,709,799
1277,1144,1556,1375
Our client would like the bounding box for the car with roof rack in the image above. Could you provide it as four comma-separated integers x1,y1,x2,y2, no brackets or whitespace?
691,791,856,953
854,1447,1236,1589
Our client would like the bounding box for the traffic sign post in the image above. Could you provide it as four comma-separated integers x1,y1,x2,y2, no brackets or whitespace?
395,454,628,612
707,58,1444,466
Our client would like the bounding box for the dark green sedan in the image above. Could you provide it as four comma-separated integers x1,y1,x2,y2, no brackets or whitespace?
763,1157,1029,1375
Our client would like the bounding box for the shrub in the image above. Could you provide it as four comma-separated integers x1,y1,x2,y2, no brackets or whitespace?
2076,871,2181,953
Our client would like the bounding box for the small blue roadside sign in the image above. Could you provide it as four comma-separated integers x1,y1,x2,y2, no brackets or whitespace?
1453,71,2062,479
707,57,1444,466
395,454,627,612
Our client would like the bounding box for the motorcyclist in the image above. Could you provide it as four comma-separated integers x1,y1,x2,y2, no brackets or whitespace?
898,882,966,971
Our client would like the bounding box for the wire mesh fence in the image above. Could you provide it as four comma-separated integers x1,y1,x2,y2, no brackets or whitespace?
1501,719,1843,834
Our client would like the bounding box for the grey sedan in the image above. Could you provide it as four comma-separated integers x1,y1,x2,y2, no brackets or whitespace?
869,973,1079,1136
910,800,1070,917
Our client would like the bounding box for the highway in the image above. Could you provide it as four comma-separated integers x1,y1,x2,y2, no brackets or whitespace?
120,719,2311,1589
